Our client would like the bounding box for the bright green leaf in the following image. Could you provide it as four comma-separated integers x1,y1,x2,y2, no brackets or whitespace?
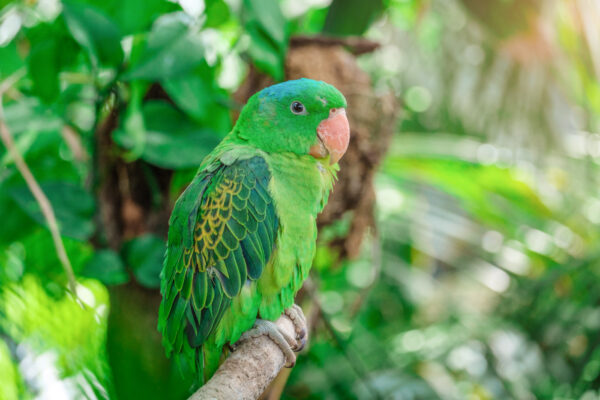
0,275,113,397
14,230,94,288
0,340,23,399
205,0,231,28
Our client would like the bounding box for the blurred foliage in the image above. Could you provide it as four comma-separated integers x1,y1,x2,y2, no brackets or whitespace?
2,0,600,399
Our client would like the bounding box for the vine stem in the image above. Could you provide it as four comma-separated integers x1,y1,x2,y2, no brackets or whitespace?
0,99,78,297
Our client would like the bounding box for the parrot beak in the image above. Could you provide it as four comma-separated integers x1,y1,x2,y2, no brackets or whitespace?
309,108,350,165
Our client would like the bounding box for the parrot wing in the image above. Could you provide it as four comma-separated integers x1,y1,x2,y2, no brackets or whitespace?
158,155,279,374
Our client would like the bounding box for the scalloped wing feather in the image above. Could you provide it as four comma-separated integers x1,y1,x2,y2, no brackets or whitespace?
158,156,279,383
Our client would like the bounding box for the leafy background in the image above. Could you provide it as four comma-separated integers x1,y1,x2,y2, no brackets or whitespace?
2,0,600,399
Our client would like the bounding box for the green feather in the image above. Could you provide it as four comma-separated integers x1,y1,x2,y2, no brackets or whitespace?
225,221,244,241
159,79,345,385
181,267,193,299
192,272,207,309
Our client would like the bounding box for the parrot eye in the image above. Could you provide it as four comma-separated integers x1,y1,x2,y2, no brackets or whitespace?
290,101,307,115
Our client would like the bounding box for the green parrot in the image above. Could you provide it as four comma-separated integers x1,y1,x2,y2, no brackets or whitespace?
158,78,350,384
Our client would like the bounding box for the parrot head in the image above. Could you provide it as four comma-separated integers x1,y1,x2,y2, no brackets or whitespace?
234,78,350,164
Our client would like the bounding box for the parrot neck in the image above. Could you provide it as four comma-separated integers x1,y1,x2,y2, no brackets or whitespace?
262,152,335,296
265,152,336,218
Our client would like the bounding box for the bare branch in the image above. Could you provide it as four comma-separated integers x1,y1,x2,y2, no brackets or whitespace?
61,125,90,163
0,100,78,296
189,314,297,400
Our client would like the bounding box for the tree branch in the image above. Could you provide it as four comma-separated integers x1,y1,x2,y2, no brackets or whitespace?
0,100,78,296
189,314,298,400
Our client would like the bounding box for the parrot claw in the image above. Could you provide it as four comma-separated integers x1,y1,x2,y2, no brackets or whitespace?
285,304,309,352
236,319,298,368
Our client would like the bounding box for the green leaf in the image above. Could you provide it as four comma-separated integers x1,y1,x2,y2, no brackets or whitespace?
0,242,26,284
0,192,36,246
112,0,178,35
113,100,221,169
15,230,94,285
322,0,385,36
161,66,233,134
2,98,62,136
0,42,24,80
65,0,178,35
62,0,124,67
122,12,205,81
25,20,79,103
81,250,129,285
28,39,60,102
242,0,287,80
205,0,231,28
0,275,113,397
0,340,23,399
162,72,213,121
120,80,148,161
169,168,197,199
122,234,165,288
9,182,96,240
244,0,286,45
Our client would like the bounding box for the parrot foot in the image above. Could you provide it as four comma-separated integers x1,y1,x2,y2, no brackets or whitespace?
236,319,298,368
285,304,308,352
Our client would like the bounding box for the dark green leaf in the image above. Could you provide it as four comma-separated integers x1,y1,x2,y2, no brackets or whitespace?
162,66,232,134
66,0,178,35
112,0,178,35
62,0,124,67
323,0,384,35
28,39,60,102
81,250,129,285
25,20,79,103
9,182,95,240
242,0,287,80
113,101,221,169
122,234,165,288
162,72,213,121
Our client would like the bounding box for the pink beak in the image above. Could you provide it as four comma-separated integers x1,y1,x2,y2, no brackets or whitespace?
309,108,350,164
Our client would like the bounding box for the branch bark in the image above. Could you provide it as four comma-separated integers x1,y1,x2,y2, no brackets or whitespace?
0,100,78,296
189,315,297,400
